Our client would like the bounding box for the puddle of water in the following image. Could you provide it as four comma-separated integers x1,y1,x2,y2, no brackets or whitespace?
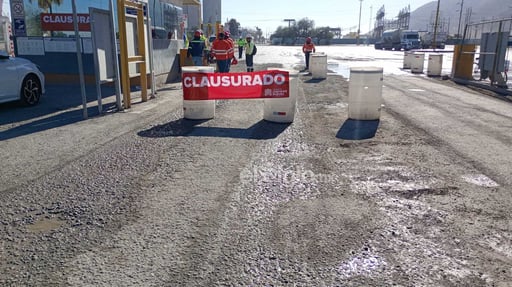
27,218,65,233
461,174,499,187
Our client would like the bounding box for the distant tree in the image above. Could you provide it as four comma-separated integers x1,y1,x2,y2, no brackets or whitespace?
28,0,63,13
297,18,315,37
28,0,64,36
25,8,43,36
272,25,298,39
312,26,334,40
227,18,241,38
270,19,335,45
255,26,263,42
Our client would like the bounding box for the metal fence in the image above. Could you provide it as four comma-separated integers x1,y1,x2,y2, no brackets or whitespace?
457,18,512,89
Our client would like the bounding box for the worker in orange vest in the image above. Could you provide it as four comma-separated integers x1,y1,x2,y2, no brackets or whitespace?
224,31,235,71
211,32,234,73
302,37,316,71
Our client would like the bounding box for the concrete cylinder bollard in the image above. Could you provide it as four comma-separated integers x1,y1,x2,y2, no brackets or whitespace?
403,51,413,69
411,52,425,74
427,53,443,77
182,66,216,120
348,67,383,120
263,68,299,123
310,52,327,79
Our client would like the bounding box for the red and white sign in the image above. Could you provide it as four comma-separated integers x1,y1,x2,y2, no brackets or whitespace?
182,70,290,100
40,13,91,31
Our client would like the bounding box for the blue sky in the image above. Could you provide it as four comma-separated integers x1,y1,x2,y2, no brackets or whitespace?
221,0,434,35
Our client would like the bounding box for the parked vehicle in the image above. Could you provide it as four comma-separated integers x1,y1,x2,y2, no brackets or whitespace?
420,31,446,49
375,29,421,51
0,51,45,106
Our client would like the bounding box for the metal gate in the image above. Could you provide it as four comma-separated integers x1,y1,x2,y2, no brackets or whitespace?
455,18,512,90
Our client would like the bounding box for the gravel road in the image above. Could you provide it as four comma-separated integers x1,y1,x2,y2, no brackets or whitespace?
0,60,511,286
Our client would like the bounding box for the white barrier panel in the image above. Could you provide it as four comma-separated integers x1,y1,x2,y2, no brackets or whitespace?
263,68,298,123
411,52,425,74
403,51,413,69
348,67,383,120
310,52,327,79
427,53,443,77
182,66,215,120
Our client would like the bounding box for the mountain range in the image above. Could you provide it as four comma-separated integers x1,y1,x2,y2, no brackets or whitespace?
408,0,510,35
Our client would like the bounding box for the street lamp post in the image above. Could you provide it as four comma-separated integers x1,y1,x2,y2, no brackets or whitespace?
357,0,363,45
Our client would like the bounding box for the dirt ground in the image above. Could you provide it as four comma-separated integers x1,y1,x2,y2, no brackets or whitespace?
0,59,511,286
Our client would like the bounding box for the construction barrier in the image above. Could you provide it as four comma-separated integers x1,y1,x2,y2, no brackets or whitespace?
411,53,425,74
263,68,298,123
348,67,383,120
310,52,327,79
427,53,443,77
182,66,215,119
179,48,194,67
452,44,475,80
403,51,413,69
181,69,294,123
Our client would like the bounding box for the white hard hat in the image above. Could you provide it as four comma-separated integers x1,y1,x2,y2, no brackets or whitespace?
246,34,253,39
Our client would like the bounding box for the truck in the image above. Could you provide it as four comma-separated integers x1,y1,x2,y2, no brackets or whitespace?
420,31,447,49
374,29,421,51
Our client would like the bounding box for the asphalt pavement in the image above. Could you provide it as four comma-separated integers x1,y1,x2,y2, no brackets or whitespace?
1,62,511,286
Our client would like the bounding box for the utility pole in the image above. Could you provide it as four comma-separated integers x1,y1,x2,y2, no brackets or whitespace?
457,0,464,39
357,0,363,45
368,5,372,45
433,0,440,49
283,19,295,28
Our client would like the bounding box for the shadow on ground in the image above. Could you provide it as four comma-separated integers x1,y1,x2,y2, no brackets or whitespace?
336,119,380,140
0,84,120,141
303,78,326,84
138,118,290,140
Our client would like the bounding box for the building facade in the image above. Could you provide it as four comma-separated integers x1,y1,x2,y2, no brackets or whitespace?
202,0,221,27
4,0,200,85
183,5,201,32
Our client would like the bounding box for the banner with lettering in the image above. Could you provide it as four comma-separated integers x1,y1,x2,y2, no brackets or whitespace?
40,13,91,31
182,70,290,100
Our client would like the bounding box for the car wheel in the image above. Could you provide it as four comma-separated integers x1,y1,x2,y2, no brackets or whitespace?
20,74,41,106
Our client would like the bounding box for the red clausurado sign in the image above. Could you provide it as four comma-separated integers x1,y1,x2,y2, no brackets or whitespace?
182,70,290,100
40,13,91,31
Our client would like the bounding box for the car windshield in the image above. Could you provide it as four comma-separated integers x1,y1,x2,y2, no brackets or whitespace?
152,27,168,39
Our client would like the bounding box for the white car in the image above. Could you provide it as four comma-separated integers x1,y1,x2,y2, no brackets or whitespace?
0,50,45,106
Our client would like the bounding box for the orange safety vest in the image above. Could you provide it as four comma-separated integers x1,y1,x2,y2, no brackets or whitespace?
303,42,316,53
226,38,235,58
211,39,234,60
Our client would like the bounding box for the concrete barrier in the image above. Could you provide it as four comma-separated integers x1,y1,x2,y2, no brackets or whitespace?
182,66,215,120
310,52,327,79
263,68,298,123
348,67,383,120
